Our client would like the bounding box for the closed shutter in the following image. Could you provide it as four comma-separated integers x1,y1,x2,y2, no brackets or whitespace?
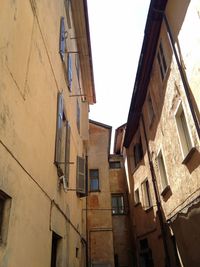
55,92,63,166
59,17,65,61
65,121,71,186
67,53,72,90
76,156,85,195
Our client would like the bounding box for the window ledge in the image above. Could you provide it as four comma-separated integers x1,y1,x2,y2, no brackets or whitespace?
182,147,196,165
144,206,153,213
161,185,170,197
134,202,141,207
89,190,101,193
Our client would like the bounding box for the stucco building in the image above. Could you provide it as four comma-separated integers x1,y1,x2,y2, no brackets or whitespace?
87,120,133,267
124,0,200,266
0,0,95,266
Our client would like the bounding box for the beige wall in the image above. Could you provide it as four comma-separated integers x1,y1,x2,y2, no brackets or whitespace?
87,122,114,267
109,155,134,267
0,1,92,266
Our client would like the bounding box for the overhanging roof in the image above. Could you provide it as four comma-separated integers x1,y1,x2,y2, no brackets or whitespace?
71,0,96,104
124,0,167,148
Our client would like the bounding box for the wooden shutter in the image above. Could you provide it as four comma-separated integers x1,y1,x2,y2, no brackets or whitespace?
64,121,71,186
76,156,86,195
67,53,72,90
59,17,65,61
55,92,63,166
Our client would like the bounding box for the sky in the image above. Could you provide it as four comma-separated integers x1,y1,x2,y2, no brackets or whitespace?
87,0,151,150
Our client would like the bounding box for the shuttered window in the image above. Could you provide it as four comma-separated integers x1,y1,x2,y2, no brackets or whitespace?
55,92,71,186
76,156,86,196
59,17,73,91
67,53,72,91
59,17,66,61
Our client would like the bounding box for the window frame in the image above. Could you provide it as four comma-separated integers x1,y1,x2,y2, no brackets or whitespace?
134,188,140,205
111,194,125,215
89,169,100,192
175,101,195,163
157,149,170,195
109,161,121,169
133,137,144,168
141,179,152,210
157,40,168,81
76,156,87,197
0,190,11,245
146,92,155,127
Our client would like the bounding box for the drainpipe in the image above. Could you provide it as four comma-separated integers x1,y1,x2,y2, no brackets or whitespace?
141,114,171,267
155,9,200,139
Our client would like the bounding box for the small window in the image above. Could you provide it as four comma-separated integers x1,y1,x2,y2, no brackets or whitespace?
55,92,71,186
157,150,169,193
109,161,121,169
134,188,140,205
157,41,167,81
175,102,193,161
147,93,155,125
0,190,11,245
111,194,125,215
76,156,86,197
89,169,99,192
141,179,152,210
77,100,80,134
133,138,143,167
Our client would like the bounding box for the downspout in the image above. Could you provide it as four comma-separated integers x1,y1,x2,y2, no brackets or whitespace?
141,114,171,267
155,9,200,139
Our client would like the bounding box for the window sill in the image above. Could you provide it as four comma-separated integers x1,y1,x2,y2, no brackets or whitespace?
134,202,141,207
161,185,170,197
182,147,196,165
89,190,101,193
144,206,153,213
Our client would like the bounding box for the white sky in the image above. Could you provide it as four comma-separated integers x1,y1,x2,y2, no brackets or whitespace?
87,0,151,150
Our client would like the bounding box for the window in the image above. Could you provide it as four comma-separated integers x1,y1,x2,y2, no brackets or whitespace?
133,138,143,167
157,41,167,81
111,194,125,215
51,232,62,267
147,93,155,125
109,161,121,169
64,0,72,29
175,102,193,161
157,150,169,193
0,190,11,245
59,17,72,91
55,92,71,187
89,169,99,192
141,179,152,209
76,156,87,197
134,188,140,205
76,100,80,134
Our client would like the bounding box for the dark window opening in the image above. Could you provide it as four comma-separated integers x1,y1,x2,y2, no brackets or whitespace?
90,169,99,192
51,232,62,267
109,161,121,169
134,138,143,167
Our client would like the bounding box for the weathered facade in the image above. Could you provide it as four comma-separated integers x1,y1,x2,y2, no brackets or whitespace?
0,1,95,266
124,0,200,266
87,121,133,267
